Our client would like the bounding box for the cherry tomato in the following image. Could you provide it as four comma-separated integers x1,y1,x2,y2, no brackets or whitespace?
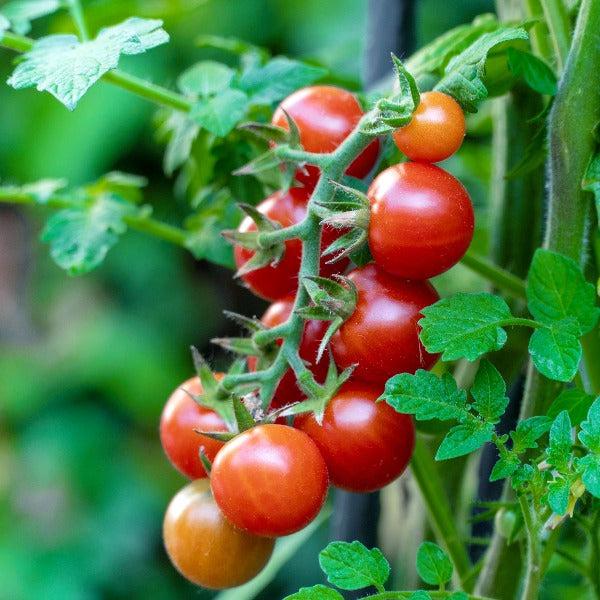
330,264,439,384
296,382,415,492
392,91,465,163
249,296,329,411
272,86,380,189
368,162,474,280
163,480,274,589
234,188,349,301
160,376,227,480
210,424,329,537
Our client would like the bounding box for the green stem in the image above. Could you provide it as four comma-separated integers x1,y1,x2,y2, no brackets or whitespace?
518,496,542,600
411,437,472,591
524,0,554,63
589,512,600,598
461,250,527,300
66,0,89,40
539,0,572,70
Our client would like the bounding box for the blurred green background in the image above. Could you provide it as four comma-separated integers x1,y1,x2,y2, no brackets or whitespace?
4,1,582,599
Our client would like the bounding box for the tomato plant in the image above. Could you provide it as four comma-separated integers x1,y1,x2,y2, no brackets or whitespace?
296,381,415,492
210,424,329,537
163,480,275,589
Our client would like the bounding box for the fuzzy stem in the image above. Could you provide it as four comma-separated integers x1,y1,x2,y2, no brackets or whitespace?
518,496,542,600
66,0,89,40
539,0,572,70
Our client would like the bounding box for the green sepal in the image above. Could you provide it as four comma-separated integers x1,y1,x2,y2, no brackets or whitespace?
194,430,237,442
232,396,256,432
198,447,213,474
233,147,282,176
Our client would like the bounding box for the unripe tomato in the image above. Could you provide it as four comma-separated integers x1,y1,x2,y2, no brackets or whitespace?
272,86,380,189
330,264,439,384
233,188,349,301
249,296,329,410
210,424,329,537
160,376,227,480
163,480,274,589
392,91,465,163
296,382,415,492
368,162,474,280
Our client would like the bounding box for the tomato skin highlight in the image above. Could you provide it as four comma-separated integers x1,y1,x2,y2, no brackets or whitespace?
392,91,465,163
210,424,329,537
368,162,474,280
163,480,274,589
296,382,415,492
233,188,349,301
330,264,439,384
249,295,329,410
272,85,380,189
160,376,227,480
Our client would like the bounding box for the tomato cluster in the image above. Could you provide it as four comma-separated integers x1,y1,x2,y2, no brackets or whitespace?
160,86,472,589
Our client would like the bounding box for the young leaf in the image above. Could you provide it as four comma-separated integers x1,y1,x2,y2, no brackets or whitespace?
507,48,557,95
435,26,528,112
511,416,552,453
547,477,571,515
527,249,599,334
578,398,600,453
528,318,582,382
190,89,249,136
384,370,468,422
7,17,169,110
419,293,513,361
318,541,390,591
577,454,600,498
160,111,200,176
582,152,600,225
490,453,521,481
415,542,453,586
177,61,234,97
41,197,135,275
409,592,432,600
470,360,509,422
0,0,60,35
238,57,326,105
548,389,596,426
546,410,573,471
283,586,344,600
436,420,494,460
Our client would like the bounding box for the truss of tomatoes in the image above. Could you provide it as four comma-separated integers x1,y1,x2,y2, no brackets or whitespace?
161,86,473,590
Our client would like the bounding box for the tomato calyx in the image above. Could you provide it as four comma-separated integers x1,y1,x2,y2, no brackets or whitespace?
239,110,301,147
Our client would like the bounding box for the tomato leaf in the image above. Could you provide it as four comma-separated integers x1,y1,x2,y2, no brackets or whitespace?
384,370,468,422
490,453,521,481
578,398,600,454
548,389,596,426
409,592,432,600
7,17,169,110
318,541,390,591
547,477,571,515
546,410,573,472
419,293,513,361
470,360,508,422
436,420,494,460
582,151,600,228
507,48,557,95
415,542,453,586
528,318,582,382
0,0,60,35
283,586,344,600
527,249,599,334
177,61,234,97
190,89,250,137
238,57,326,105
577,454,600,498
511,416,552,453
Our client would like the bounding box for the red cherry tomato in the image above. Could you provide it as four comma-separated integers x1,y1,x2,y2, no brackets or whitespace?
248,296,329,411
296,382,415,492
210,424,329,537
160,376,227,479
272,86,380,189
330,264,439,384
163,480,274,589
233,188,349,301
368,162,474,280
393,91,465,163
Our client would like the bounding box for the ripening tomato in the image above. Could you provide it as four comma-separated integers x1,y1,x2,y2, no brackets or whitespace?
163,480,274,589
160,376,227,479
330,264,439,384
368,162,474,280
296,382,415,492
233,188,349,301
272,86,380,189
248,296,329,411
210,424,329,537
392,91,465,163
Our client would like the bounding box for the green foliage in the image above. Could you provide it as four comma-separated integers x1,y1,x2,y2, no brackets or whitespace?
547,389,597,425
436,421,495,460
470,359,509,421
506,48,558,95
582,151,600,225
0,0,60,35
318,541,390,591
285,586,344,600
8,18,169,109
415,542,453,586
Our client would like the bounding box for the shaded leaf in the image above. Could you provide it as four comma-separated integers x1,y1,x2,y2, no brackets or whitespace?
190,88,249,136
507,48,557,95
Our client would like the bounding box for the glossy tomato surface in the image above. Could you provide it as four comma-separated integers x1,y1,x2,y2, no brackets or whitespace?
296,382,415,492
272,86,380,189
163,480,274,589
234,188,349,300
393,91,465,163
160,376,227,479
330,264,439,384
210,424,328,537
368,162,474,280
249,296,329,410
